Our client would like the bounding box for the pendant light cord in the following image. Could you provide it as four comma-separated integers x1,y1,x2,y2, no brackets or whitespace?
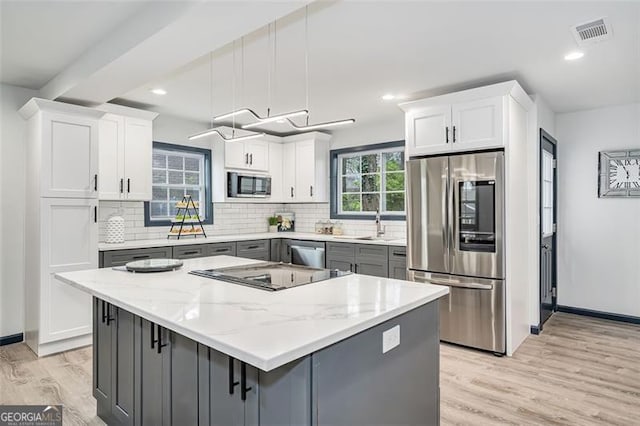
232,40,236,135
209,51,214,128
305,6,309,125
267,23,271,117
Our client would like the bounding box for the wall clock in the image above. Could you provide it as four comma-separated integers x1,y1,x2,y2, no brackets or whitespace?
598,150,640,197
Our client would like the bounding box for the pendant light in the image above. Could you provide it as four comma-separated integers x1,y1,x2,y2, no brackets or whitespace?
188,40,264,141
285,5,354,132
214,22,309,129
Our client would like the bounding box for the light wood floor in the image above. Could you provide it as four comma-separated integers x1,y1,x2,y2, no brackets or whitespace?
1,312,639,425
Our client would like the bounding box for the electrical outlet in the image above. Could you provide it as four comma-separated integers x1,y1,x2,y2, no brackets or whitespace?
382,325,400,354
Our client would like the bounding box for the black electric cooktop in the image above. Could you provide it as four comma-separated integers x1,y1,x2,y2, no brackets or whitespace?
189,262,351,291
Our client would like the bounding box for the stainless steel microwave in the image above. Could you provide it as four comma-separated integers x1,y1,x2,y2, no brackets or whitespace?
227,172,271,198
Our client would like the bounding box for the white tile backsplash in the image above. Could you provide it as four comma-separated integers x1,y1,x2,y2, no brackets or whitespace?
98,201,407,242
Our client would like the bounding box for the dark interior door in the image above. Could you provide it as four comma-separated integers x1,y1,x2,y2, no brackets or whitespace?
540,129,558,327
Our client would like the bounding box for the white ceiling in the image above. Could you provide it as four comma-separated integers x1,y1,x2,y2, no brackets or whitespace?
0,0,147,89
120,1,640,128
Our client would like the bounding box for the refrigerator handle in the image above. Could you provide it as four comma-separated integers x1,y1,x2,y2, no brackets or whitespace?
442,161,449,259
448,172,455,258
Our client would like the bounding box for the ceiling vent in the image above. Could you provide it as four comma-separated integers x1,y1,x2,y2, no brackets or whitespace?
571,17,612,46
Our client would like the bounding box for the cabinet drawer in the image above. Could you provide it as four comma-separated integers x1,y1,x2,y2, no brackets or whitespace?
206,242,236,257
355,244,388,262
101,247,172,267
237,240,269,253
326,242,356,259
389,246,407,262
237,239,270,260
173,244,208,259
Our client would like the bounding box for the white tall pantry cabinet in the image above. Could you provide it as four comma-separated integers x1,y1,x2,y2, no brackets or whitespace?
19,98,105,356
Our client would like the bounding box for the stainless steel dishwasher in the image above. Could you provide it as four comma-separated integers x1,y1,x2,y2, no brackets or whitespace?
289,240,326,268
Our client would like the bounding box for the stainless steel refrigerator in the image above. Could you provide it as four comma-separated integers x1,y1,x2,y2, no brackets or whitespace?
406,151,505,354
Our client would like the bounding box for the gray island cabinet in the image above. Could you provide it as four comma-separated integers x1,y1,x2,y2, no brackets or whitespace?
92,297,440,426
57,255,445,426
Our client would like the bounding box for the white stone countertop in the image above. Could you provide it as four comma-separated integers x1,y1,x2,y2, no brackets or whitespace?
57,256,447,372
98,232,407,251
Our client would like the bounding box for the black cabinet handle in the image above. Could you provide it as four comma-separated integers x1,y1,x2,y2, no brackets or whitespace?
246,245,259,250
106,307,115,325
94,174,98,191
150,321,156,349
452,126,456,143
132,255,150,260
214,248,229,253
393,251,407,257
310,186,313,197
245,153,249,165
290,187,294,198
120,178,124,194
445,126,449,144
354,264,358,273
229,357,239,395
101,300,107,323
127,178,131,193
94,206,97,223
182,250,199,256
241,362,252,401
249,153,253,165
156,324,167,354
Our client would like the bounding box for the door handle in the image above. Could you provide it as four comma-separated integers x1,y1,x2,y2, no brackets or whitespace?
94,206,97,223
452,126,457,143
240,362,252,401
94,174,98,191
156,324,167,353
445,126,449,144
127,178,131,193
228,357,239,395
119,178,124,194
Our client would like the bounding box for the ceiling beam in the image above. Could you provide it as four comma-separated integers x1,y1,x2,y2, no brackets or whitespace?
42,1,310,105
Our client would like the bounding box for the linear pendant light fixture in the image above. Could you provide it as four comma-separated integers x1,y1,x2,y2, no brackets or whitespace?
189,40,265,142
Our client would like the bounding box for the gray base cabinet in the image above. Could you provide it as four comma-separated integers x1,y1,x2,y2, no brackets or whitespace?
388,246,408,280
93,297,439,425
326,242,390,277
236,240,270,261
101,247,173,268
93,297,135,426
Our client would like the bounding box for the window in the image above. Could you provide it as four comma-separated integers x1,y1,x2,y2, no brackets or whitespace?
330,141,405,220
144,142,212,226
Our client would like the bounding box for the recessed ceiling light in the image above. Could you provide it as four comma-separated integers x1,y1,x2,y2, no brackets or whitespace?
382,94,395,101
564,51,584,61
150,88,167,95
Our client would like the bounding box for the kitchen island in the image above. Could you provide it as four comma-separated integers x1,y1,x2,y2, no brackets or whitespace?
57,256,448,426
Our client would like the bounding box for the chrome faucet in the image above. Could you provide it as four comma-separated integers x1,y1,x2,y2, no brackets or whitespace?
375,209,386,238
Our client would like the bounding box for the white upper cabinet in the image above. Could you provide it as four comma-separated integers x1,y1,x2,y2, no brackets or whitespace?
96,105,157,201
401,81,528,157
224,139,269,171
19,99,103,199
123,117,153,200
282,133,330,203
42,112,100,198
98,114,125,199
451,96,503,150
406,105,451,156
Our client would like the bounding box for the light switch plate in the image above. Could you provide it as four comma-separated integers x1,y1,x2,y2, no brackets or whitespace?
382,325,400,353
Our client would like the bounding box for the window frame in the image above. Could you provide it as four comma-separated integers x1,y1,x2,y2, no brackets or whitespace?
144,142,213,227
330,140,406,221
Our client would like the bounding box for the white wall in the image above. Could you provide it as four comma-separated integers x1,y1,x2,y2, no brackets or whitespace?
556,103,640,317
329,114,404,149
0,83,38,338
